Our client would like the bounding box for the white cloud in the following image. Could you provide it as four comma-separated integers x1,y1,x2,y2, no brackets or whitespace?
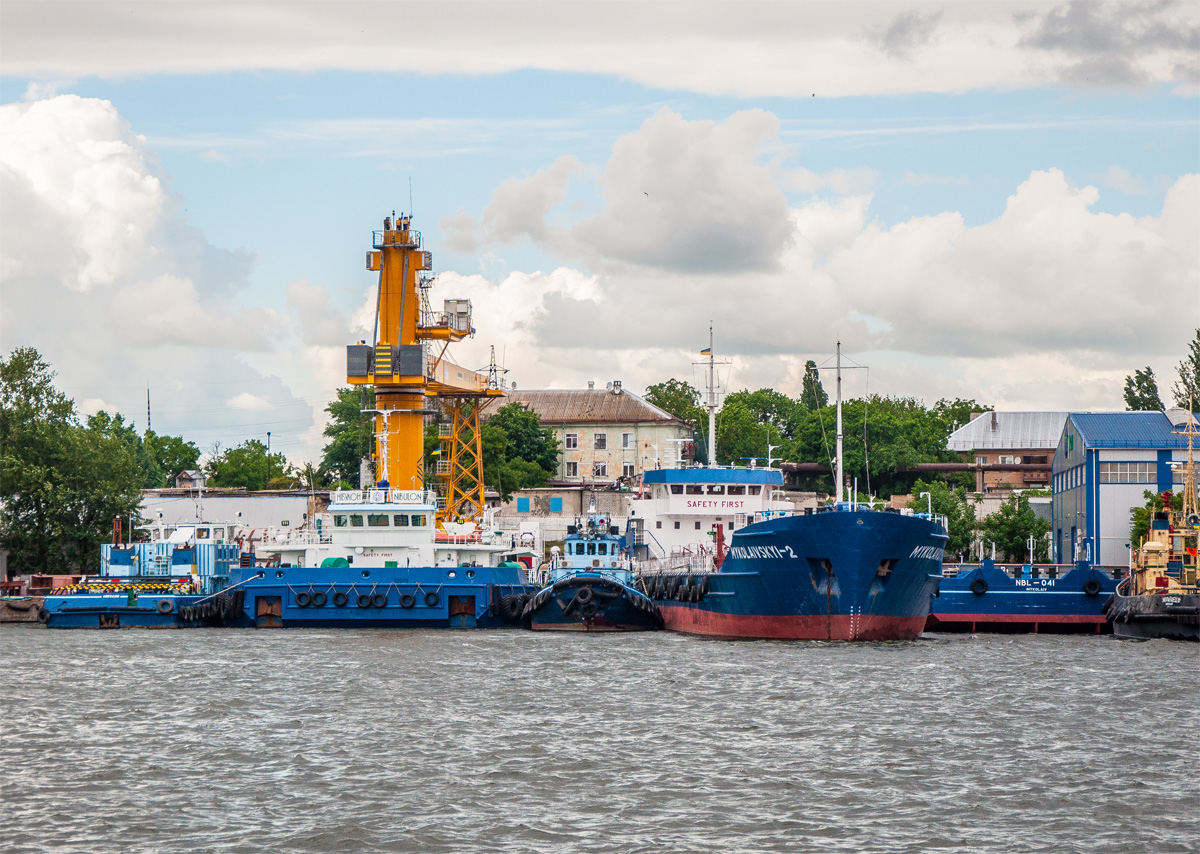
5,2,1195,96
1097,164,1147,194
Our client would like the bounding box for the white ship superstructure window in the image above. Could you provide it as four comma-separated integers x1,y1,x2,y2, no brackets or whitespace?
411,515,427,527
674,521,681,529
368,514,389,527
749,486,762,495
594,433,607,450
686,485,703,495
707,485,724,495
670,485,683,494
350,515,364,527
1099,462,1156,483
727,485,746,495
565,433,578,449
695,521,702,529
334,515,348,527
394,514,410,526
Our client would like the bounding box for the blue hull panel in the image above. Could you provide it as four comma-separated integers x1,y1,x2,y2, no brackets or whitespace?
645,509,946,640
42,594,209,629
929,562,1119,632
525,575,662,632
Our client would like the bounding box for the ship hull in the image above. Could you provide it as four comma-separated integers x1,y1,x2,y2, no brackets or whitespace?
645,509,945,641
40,593,216,629
525,575,662,632
1108,591,1199,641
927,562,1119,633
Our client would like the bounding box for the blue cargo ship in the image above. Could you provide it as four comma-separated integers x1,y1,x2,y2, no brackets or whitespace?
632,338,946,640
927,559,1121,634
224,488,531,628
522,510,661,631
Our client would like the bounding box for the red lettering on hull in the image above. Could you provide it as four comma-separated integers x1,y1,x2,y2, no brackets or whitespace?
659,604,926,641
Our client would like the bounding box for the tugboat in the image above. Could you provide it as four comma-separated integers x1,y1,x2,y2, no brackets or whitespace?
637,337,945,641
1106,410,1200,640
521,507,661,631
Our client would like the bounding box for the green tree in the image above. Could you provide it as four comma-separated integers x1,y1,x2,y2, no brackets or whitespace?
0,348,77,573
320,386,375,487
481,402,560,501
724,388,805,439
979,493,1050,562
644,378,703,425
207,439,295,491
907,478,977,558
1123,366,1164,411
142,430,201,487
800,360,828,410
1173,328,1200,408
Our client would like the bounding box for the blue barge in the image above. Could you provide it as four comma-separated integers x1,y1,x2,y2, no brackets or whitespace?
927,559,1122,634
522,510,661,631
226,488,531,629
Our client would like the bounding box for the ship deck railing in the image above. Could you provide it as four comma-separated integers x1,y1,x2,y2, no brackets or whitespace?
942,562,1129,580
636,554,717,575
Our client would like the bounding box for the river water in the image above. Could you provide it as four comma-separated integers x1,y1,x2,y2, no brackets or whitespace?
2,628,1196,853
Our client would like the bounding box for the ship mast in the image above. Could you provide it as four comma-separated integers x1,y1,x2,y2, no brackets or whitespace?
707,324,717,467
1178,397,1198,522
835,340,843,504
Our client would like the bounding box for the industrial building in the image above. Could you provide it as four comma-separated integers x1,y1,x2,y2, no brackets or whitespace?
946,411,1066,492
1051,409,1199,566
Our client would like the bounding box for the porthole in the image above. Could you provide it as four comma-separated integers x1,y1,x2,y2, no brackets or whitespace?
361,570,370,578
447,570,457,578
275,570,285,578
466,570,475,578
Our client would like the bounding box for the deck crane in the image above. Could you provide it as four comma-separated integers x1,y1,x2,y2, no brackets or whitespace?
346,213,505,528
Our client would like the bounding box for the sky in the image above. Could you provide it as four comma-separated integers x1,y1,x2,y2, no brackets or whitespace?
1,1,1198,465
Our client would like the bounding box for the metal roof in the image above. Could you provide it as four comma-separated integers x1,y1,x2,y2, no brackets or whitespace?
501,389,683,425
946,412,1068,451
1069,411,1199,449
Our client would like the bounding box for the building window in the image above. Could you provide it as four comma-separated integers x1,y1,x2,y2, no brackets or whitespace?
593,462,607,477
565,462,578,477
975,455,987,464
594,433,607,450
1173,465,1198,484
622,431,633,449
623,462,636,478
550,497,563,513
1099,462,1156,484
565,433,578,449
517,497,530,513
998,455,1020,465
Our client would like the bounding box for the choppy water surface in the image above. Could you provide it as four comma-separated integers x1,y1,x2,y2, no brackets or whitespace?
2,628,1196,853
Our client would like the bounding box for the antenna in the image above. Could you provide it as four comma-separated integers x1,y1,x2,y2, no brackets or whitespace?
146,385,151,433
409,177,413,219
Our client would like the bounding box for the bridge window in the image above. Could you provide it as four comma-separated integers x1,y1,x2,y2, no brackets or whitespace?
670,485,683,494
394,514,409,526
748,486,762,495
727,485,746,495
685,485,703,495
576,543,586,555
197,528,210,539
411,515,426,527
334,515,349,527
598,543,608,555
350,515,364,528
587,543,596,555
368,514,389,527
706,485,725,495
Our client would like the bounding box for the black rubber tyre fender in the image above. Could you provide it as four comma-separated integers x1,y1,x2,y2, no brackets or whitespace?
1083,579,1101,597
296,591,312,608
424,591,440,607
581,601,598,618
400,593,416,609
311,592,327,607
371,593,387,608
332,592,349,608
357,593,373,608
38,607,50,623
157,599,175,615
575,586,594,605
970,578,988,596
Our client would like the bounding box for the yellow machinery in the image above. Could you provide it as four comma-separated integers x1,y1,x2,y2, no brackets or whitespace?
347,213,504,526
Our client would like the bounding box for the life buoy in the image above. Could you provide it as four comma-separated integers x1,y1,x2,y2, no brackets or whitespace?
296,592,312,608
970,578,988,595
400,593,416,609
157,599,174,615
576,586,594,605
371,593,387,608
424,591,440,607
333,592,349,608
311,592,327,607
357,593,372,608
1083,579,1101,597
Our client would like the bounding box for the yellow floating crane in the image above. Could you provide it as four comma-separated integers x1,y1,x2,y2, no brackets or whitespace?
347,213,504,527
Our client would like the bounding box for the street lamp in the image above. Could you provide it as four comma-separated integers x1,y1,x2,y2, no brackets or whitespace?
920,491,932,516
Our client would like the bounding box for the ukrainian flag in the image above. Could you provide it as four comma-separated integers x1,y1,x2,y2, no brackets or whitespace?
700,347,711,355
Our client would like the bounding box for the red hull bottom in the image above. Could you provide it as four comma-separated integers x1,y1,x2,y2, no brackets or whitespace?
659,604,927,641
